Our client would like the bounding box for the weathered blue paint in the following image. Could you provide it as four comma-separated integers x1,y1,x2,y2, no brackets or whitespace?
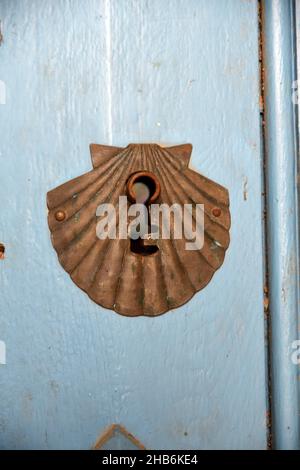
0,0,267,449
263,0,300,450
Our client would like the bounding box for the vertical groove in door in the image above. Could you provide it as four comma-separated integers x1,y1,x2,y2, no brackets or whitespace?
258,0,273,450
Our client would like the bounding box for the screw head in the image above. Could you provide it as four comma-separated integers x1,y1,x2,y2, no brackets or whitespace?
212,207,221,217
55,210,66,222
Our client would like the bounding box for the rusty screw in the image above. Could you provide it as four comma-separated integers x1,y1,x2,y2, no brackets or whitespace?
0,243,5,260
55,210,66,222
212,207,221,217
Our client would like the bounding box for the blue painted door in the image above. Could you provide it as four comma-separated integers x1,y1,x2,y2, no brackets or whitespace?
0,0,268,449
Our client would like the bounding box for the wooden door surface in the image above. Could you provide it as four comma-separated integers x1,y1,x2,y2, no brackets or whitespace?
0,0,268,449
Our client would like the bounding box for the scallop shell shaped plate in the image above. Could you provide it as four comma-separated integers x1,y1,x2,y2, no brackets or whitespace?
47,143,230,317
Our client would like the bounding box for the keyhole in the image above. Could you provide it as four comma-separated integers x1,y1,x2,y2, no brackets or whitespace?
126,171,160,256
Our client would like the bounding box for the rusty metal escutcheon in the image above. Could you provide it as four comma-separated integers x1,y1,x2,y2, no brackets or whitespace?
47,143,231,317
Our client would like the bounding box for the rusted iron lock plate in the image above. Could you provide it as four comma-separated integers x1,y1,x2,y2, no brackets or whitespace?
47,143,230,317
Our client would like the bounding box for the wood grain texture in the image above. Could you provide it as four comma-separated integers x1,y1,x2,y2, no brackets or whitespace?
0,0,267,449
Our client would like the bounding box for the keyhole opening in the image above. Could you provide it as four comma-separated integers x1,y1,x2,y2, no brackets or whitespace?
126,171,160,256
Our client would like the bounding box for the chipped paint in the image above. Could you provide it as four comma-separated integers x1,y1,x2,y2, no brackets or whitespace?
243,176,248,201
92,424,146,450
